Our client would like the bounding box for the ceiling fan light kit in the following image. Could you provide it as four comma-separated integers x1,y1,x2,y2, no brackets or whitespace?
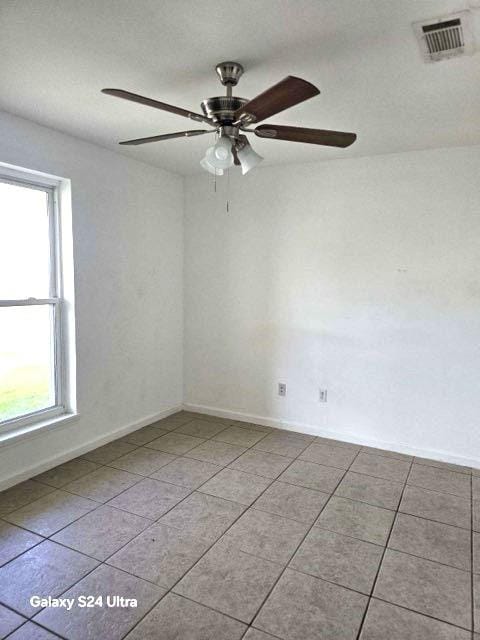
205,135,235,169
102,61,357,176
235,135,264,175
200,153,224,176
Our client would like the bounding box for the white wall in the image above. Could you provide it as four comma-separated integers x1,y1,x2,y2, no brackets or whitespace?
0,111,184,486
184,146,480,466
1,113,478,483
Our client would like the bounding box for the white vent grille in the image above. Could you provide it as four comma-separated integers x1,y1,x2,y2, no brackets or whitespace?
413,11,475,62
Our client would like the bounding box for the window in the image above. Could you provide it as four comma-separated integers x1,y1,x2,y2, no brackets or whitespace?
0,167,75,434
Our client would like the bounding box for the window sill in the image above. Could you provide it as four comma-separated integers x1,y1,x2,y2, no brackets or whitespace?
0,412,79,449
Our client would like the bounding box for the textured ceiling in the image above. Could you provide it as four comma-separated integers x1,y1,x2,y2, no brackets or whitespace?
1,0,479,175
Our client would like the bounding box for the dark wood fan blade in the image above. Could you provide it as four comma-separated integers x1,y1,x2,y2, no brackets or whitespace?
234,76,319,124
254,124,357,147
119,130,211,145
102,88,211,124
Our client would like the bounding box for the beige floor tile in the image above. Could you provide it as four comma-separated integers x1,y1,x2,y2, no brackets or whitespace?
279,459,344,493
63,467,142,502
158,491,245,543
51,504,150,560
350,453,410,483
315,496,394,545
254,481,329,524
81,440,138,464
415,456,471,475
124,592,246,640
254,433,310,458
35,564,164,640
120,425,168,445
408,464,471,498
7,622,60,639
389,513,471,571
374,549,471,629
34,458,100,488
400,485,472,529
185,440,247,466
176,419,228,439
174,541,283,623
360,599,471,639
213,426,268,447
361,446,412,462
221,507,309,565
335,471,403,510
108,521,210,587
198,468,271,505
299,442,357,469
4,490,97,536
146,432,205,455
108,447,176,476
0,540,98,616
0,521,43,566
0,481,54,518
290,527,383,593
107,478,190,519
229,449,292,479
0,603,26,637
254,568,368,639
150,456,222,489
243,629,278,640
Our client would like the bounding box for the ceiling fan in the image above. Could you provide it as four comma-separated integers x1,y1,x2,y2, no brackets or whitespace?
102,62,357,175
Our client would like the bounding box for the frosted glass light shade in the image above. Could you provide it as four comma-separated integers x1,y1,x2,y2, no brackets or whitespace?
200,151,224,175
237,142,263,175
206,137,234,169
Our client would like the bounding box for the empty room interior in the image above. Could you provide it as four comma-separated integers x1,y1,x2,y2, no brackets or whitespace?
0,1,479,639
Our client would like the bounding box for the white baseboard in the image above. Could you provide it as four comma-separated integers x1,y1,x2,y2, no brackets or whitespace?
0,404,182,491
183,402,480,470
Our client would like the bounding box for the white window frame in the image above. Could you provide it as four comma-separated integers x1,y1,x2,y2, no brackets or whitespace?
0,164,76,438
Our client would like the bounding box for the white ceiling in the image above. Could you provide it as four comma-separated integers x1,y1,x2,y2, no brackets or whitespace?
1,0,479,175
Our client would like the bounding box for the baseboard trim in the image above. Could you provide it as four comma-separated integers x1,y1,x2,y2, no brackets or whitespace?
183,402,480,469
0,404,182,491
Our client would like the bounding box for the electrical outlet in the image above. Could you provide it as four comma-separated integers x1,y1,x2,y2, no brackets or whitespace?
319,388,328,402
278,383,287,397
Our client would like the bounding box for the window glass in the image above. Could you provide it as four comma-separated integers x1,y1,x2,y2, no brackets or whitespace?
0,181,51,299
0,305,55,422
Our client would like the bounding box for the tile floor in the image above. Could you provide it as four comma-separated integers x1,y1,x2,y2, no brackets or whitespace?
0,411,478,639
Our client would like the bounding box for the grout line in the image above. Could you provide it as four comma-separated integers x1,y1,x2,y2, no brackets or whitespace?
0,529,46,568
0,418,271,558
249,563,476,635
245,448,365,631
354,454,415,639
110,429,299,636
0,412,475,638
369,595,475,634
413,456,473,476
118,424,322,636
392,506,474,538
241,624,284,640
164,591,252,627
26,418,279,636
404,481,471,501
4,618,68,640
365,543,471,575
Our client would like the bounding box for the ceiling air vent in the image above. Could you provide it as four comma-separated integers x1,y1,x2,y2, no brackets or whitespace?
413,11,475,62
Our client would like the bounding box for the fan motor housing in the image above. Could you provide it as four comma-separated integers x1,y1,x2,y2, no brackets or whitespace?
201,96,248,125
